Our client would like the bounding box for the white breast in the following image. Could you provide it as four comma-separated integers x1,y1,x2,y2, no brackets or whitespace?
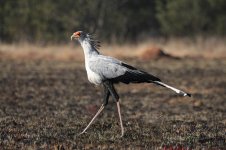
85,62,102,85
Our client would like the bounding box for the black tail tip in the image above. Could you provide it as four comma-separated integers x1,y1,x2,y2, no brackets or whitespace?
186,93,192,97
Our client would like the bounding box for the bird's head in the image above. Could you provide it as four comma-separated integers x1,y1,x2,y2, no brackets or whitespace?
71,31,86,41
71,31,101,50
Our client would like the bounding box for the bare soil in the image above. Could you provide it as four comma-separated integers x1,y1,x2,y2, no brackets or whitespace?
0,58,225,149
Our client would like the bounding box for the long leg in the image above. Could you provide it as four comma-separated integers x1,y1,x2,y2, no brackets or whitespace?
79,104,104,135
116,101,124,137
79,85,110,135
103,81,119,101
103,84,110,106
103,81,124,137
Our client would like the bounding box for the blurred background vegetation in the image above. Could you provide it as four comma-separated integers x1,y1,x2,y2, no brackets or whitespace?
0,0,226,44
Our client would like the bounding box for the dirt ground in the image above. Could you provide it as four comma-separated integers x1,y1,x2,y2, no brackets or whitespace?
0,57,225,149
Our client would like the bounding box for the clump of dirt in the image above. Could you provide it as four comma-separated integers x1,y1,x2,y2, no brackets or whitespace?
138,46,179,60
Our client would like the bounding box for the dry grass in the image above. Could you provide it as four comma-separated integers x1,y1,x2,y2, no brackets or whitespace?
155,37,226,58
0,37,225,61
0,43,84,61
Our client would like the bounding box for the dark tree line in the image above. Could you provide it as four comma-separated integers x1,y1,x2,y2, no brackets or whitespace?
0,0,225,43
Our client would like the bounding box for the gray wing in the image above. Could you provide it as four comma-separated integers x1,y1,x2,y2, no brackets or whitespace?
89,55,127,79
89,55,161,84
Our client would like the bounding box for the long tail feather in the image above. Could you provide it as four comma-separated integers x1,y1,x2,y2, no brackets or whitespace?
153,81,191,97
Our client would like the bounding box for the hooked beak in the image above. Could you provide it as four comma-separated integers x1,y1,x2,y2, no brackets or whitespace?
71,34,75,41
71,34,79,41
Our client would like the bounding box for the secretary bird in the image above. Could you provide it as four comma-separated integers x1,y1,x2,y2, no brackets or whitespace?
71,31,191,137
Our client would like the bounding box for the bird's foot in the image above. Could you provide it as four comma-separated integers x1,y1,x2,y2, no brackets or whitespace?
77,130,87,136
120,130,125,138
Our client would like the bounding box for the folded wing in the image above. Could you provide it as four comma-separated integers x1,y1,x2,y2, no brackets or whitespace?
89,55,161,84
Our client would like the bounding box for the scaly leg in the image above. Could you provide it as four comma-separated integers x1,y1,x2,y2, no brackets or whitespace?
104,81,124,137
79,104,105,135
116,101,124,137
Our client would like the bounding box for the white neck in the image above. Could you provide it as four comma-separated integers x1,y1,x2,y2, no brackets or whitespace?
79,39,99,59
